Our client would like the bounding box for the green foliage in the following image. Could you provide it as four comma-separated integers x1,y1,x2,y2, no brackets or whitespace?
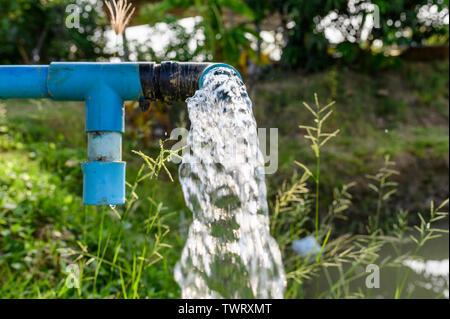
297,94,339,234
331,0,449,70
372,0,449,46
0,0,108,64
250,0,449,70
0,102,180,298
271,94,449,298
133,140,185,182
56,161,173,299
1,0,448,72
366,155,399,234
138,0,258,65
269,0,346,70
394,199,449,298
405,60,450,105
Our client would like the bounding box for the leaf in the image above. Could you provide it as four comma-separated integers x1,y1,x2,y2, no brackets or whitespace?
380,168,399,175
319,110,333,125
302,102,318,117
85,257,95,266
304,135,317,143
319,101,336,114
77,241,88,253
299,125,318,131
306,127,317,139
334,205,349,213
417,213,426,227
112,244,121,266
437,198,449,211
384,182,399,187
311,144,320,157
218,0,255,19
319,129,340,147
316,228,332,263
294,161,314,178
382,189,397,201
110,206,122,220
300,171,312,183
314,93,319,108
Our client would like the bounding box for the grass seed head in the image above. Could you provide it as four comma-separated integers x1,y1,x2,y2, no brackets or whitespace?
104,0,135,36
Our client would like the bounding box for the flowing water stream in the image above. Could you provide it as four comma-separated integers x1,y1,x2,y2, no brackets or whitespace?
174,67,286,298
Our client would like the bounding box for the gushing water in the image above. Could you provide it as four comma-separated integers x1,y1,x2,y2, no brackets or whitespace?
174,67,286,298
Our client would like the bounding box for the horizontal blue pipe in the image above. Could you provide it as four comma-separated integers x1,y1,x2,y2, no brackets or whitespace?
47,62,143,101
0,65,50,99
0,63,144,101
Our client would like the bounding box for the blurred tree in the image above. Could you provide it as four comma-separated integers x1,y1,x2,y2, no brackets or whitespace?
0,0,108,64
266,0,449,70
137,0,448,71
268,0,348,71
138,0,258,66
243,0,270,63
313,0,449,69
372,0,449,46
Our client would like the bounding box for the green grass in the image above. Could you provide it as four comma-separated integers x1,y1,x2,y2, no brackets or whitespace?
0,100,184,298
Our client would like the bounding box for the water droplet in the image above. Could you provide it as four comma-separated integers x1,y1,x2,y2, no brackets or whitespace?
109,205,116,210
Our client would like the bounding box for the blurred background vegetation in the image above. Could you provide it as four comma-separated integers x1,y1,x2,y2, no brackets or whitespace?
1,0,449,67
0,0,448,298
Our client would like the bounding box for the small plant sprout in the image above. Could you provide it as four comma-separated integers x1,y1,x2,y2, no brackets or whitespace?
296,93,339,236
132,139,185,182
271,93,449,299
366,154,399,234
323,182,356,225
104,0,135,36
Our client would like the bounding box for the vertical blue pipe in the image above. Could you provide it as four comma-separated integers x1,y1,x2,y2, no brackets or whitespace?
46,62,143,205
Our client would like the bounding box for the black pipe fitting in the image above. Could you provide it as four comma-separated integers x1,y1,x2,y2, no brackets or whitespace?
139,61,213,110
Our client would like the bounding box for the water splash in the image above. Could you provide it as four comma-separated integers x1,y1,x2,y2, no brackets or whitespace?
174,67,286,298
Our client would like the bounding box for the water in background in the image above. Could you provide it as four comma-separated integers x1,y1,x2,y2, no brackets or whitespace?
174,67,286,298
310,227,449,298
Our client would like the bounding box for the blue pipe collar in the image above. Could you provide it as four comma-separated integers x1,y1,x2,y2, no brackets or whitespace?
198,64,242,89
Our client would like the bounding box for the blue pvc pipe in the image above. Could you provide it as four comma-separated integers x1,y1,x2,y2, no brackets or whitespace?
47,62,143,133
82,161,126,205
0,62,142,205
47,62,142,101
46,62,143,205
0,65,49,99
